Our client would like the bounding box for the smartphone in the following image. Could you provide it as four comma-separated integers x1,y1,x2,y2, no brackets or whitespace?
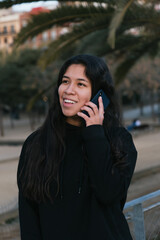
82,89,110,116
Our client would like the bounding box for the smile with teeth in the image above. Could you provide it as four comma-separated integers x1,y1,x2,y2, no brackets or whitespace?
64,99,77,104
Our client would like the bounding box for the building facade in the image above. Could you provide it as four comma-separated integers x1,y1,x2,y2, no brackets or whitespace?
0,6,63,52
0,12,21,52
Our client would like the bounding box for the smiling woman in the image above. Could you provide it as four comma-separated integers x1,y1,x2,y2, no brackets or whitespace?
58,64,92,126
17,54,137,240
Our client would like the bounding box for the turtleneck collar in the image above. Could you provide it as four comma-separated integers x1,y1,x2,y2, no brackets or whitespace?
65,121,82,131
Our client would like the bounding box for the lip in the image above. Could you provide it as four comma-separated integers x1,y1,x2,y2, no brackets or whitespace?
63,98,77,103
62,98,78,107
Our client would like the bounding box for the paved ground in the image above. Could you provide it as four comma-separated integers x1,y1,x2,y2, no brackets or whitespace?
0,116,160,208
133,129,160,172
0,160,18,207
0,118,42,208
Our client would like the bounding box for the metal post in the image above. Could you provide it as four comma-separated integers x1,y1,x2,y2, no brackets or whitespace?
132,203,146,240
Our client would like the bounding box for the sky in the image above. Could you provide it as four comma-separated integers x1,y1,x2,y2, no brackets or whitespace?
12,1,58,12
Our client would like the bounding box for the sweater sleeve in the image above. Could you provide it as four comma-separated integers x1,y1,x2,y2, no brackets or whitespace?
82,125,137,205
17,133,42,240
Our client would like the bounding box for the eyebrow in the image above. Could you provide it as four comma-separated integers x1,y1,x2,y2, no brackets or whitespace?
62,75,88,82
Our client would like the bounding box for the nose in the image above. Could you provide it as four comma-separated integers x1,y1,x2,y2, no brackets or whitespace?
64,83,75,94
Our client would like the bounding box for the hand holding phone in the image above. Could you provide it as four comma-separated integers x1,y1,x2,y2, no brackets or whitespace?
82,89,110,117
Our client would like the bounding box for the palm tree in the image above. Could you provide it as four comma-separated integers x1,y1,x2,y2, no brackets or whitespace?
1,0,160,84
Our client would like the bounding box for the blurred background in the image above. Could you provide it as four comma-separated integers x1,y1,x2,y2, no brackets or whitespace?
0,0,160,239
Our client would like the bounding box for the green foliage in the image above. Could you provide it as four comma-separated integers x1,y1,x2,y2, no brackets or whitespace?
1,0,160,84
0,49,56,111
0,62,24,105
115,36,160,84
14,4,109,46
107,0,135,48
75,29,110,56
16,49,41,66
38,15,112,68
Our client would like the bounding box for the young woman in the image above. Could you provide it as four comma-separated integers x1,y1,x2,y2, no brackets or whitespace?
17,54,137,240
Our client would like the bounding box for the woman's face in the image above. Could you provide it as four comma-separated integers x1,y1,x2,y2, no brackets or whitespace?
58,64,92,126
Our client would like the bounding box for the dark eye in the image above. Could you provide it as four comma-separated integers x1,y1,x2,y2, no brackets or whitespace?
62,79,68,84
78,82,86,87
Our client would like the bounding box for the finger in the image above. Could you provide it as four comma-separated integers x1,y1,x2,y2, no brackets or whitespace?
77,111,89,121
98,96,104,115
81,106,94,117
84,101,99,115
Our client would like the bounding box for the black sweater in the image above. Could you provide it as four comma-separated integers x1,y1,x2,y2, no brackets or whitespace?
17,124,137,240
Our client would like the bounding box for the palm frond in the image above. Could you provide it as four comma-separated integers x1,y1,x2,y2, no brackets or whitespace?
107,0,135,49
114,36,160,84
54,30,140,59
109,0,160,45
38,16,110,68
123,2,160,26
75,29,109,55
14,4,109,46
110,4,160,41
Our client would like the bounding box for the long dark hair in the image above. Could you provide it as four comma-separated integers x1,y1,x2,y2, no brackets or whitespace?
18,54,124,203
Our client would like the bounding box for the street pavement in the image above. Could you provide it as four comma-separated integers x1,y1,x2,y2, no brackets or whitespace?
0,115,160,209
0,117,43,208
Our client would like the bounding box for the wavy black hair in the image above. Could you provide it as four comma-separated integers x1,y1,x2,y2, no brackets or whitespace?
18,54,124,203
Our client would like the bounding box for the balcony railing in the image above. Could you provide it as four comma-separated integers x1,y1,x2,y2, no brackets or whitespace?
0,31,16,35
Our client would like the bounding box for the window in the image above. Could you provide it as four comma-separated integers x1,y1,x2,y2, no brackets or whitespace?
51,30,56,40
32,37,36,43
42,31,48,41
60,27,68,35
22,20,27,27
4,37,8,43
3,26,7,33
11,25,15,33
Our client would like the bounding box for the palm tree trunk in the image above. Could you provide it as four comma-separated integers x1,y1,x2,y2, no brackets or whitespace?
28,111,35,131
0,103,4,136
150,89,155,121
158,89,160,123
139,89,144,116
